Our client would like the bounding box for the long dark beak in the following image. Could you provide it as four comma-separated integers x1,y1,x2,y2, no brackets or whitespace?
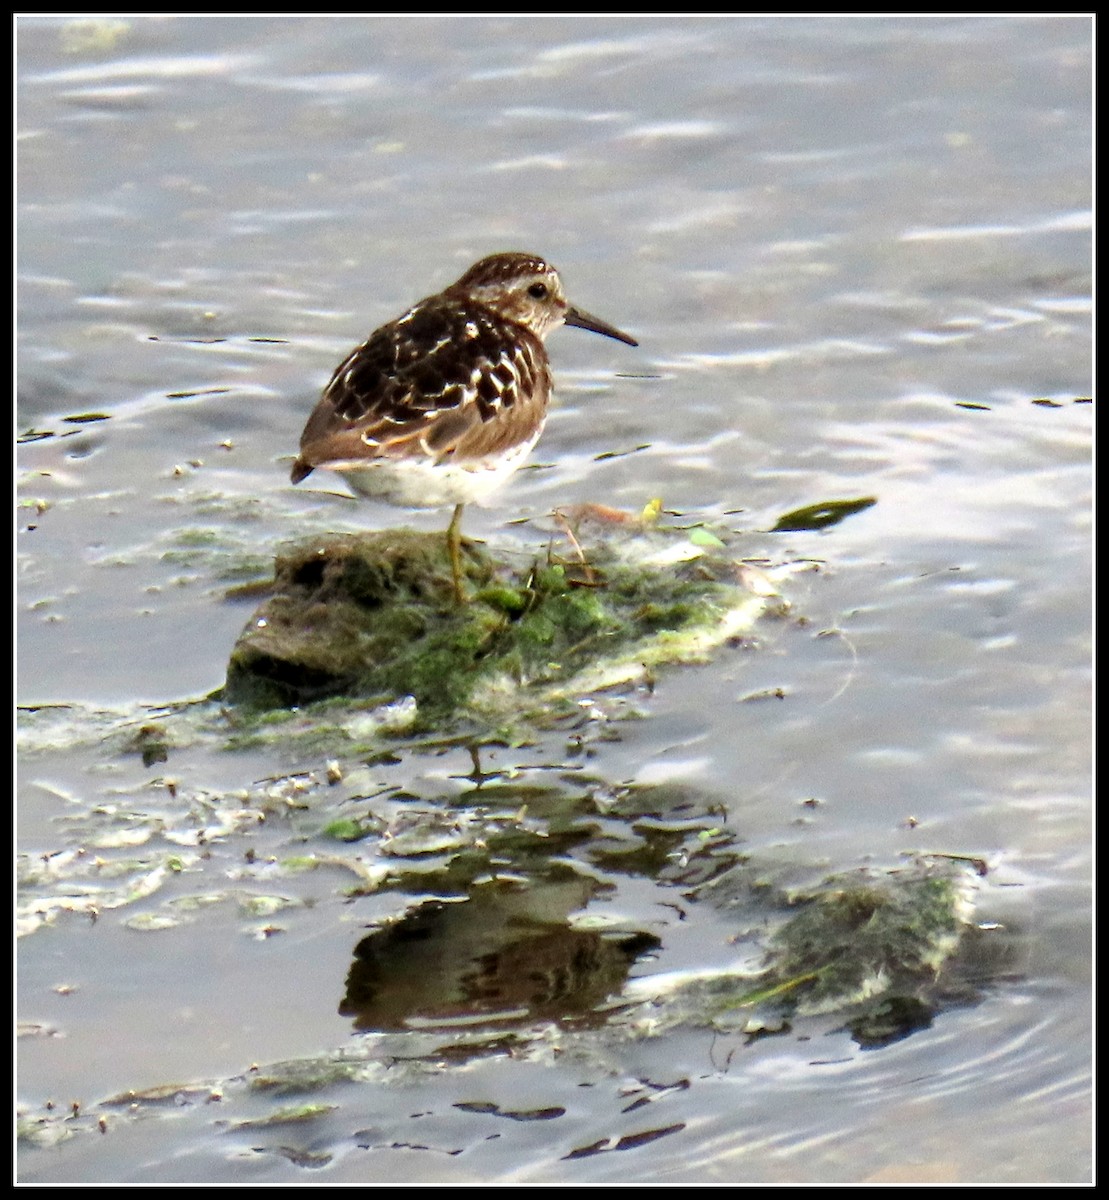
564,305,638,347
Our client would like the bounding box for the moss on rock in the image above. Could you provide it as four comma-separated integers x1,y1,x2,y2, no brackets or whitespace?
223,528,785,728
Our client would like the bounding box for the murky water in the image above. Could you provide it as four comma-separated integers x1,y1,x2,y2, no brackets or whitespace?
17,15,1091,1184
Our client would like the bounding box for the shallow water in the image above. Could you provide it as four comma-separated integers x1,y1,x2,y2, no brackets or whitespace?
17,15,1091,1184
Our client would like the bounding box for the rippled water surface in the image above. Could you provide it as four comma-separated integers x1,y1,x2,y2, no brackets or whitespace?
17,15,1091,1185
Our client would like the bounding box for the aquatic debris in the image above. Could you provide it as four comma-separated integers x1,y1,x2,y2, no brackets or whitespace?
236,893,298,919
16,1109,78,1149
123,724,170,768
715,860,981,1044
613,858,987,1048
16,857,183,937
225,1102,338,1131
563,1123,686,1159
123,912,181,932
453,1101,565,1121
767,873,968,1002
223,526,794,728
771,497,876,532
101,1083,223,1108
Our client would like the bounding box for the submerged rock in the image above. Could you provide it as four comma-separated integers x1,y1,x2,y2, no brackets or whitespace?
223,526,790,726
749,866,977,1016
605,857,992,1050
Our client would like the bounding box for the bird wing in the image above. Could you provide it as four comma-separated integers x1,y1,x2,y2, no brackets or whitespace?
291,297,547,483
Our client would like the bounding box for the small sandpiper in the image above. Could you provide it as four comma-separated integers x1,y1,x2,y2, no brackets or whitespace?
290,251,639,602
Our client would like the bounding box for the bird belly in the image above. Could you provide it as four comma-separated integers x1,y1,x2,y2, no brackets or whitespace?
330,431,543,509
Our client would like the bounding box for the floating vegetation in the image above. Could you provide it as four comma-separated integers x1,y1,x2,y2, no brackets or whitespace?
223,524,793,729
740,871,966,1005
15,824,1004,1148
225,1102,338,1131
771,497,877,532
684,859,986,1047
16,855,189,938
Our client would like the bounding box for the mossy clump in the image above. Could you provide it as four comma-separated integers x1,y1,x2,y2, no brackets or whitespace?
721,866,974,1038
223,529,763,726
767,874,963,1011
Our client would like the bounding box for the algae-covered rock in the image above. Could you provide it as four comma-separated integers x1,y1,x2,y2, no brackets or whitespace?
714,861,982,1044
616,858,988,1049
224,531,496,712
223,527,788,726
756,870,970,1010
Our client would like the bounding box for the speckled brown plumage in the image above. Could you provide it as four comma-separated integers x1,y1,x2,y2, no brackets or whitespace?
290,251,638,600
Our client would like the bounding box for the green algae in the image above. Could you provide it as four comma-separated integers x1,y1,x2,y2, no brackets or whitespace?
223,529,779,729
227,1101,338,1130
718,866,974,1024
771,496,877,532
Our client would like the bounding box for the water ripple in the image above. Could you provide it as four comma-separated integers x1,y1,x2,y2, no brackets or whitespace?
901,209,1091,242
27,52,261,85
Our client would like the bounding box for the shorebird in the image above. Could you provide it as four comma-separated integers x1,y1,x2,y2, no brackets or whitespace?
290,251,638,601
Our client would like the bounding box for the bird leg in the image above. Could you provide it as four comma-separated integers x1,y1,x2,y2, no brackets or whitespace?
447,503,467,604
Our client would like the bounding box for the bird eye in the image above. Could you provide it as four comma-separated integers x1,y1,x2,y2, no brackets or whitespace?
527,282,548,300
